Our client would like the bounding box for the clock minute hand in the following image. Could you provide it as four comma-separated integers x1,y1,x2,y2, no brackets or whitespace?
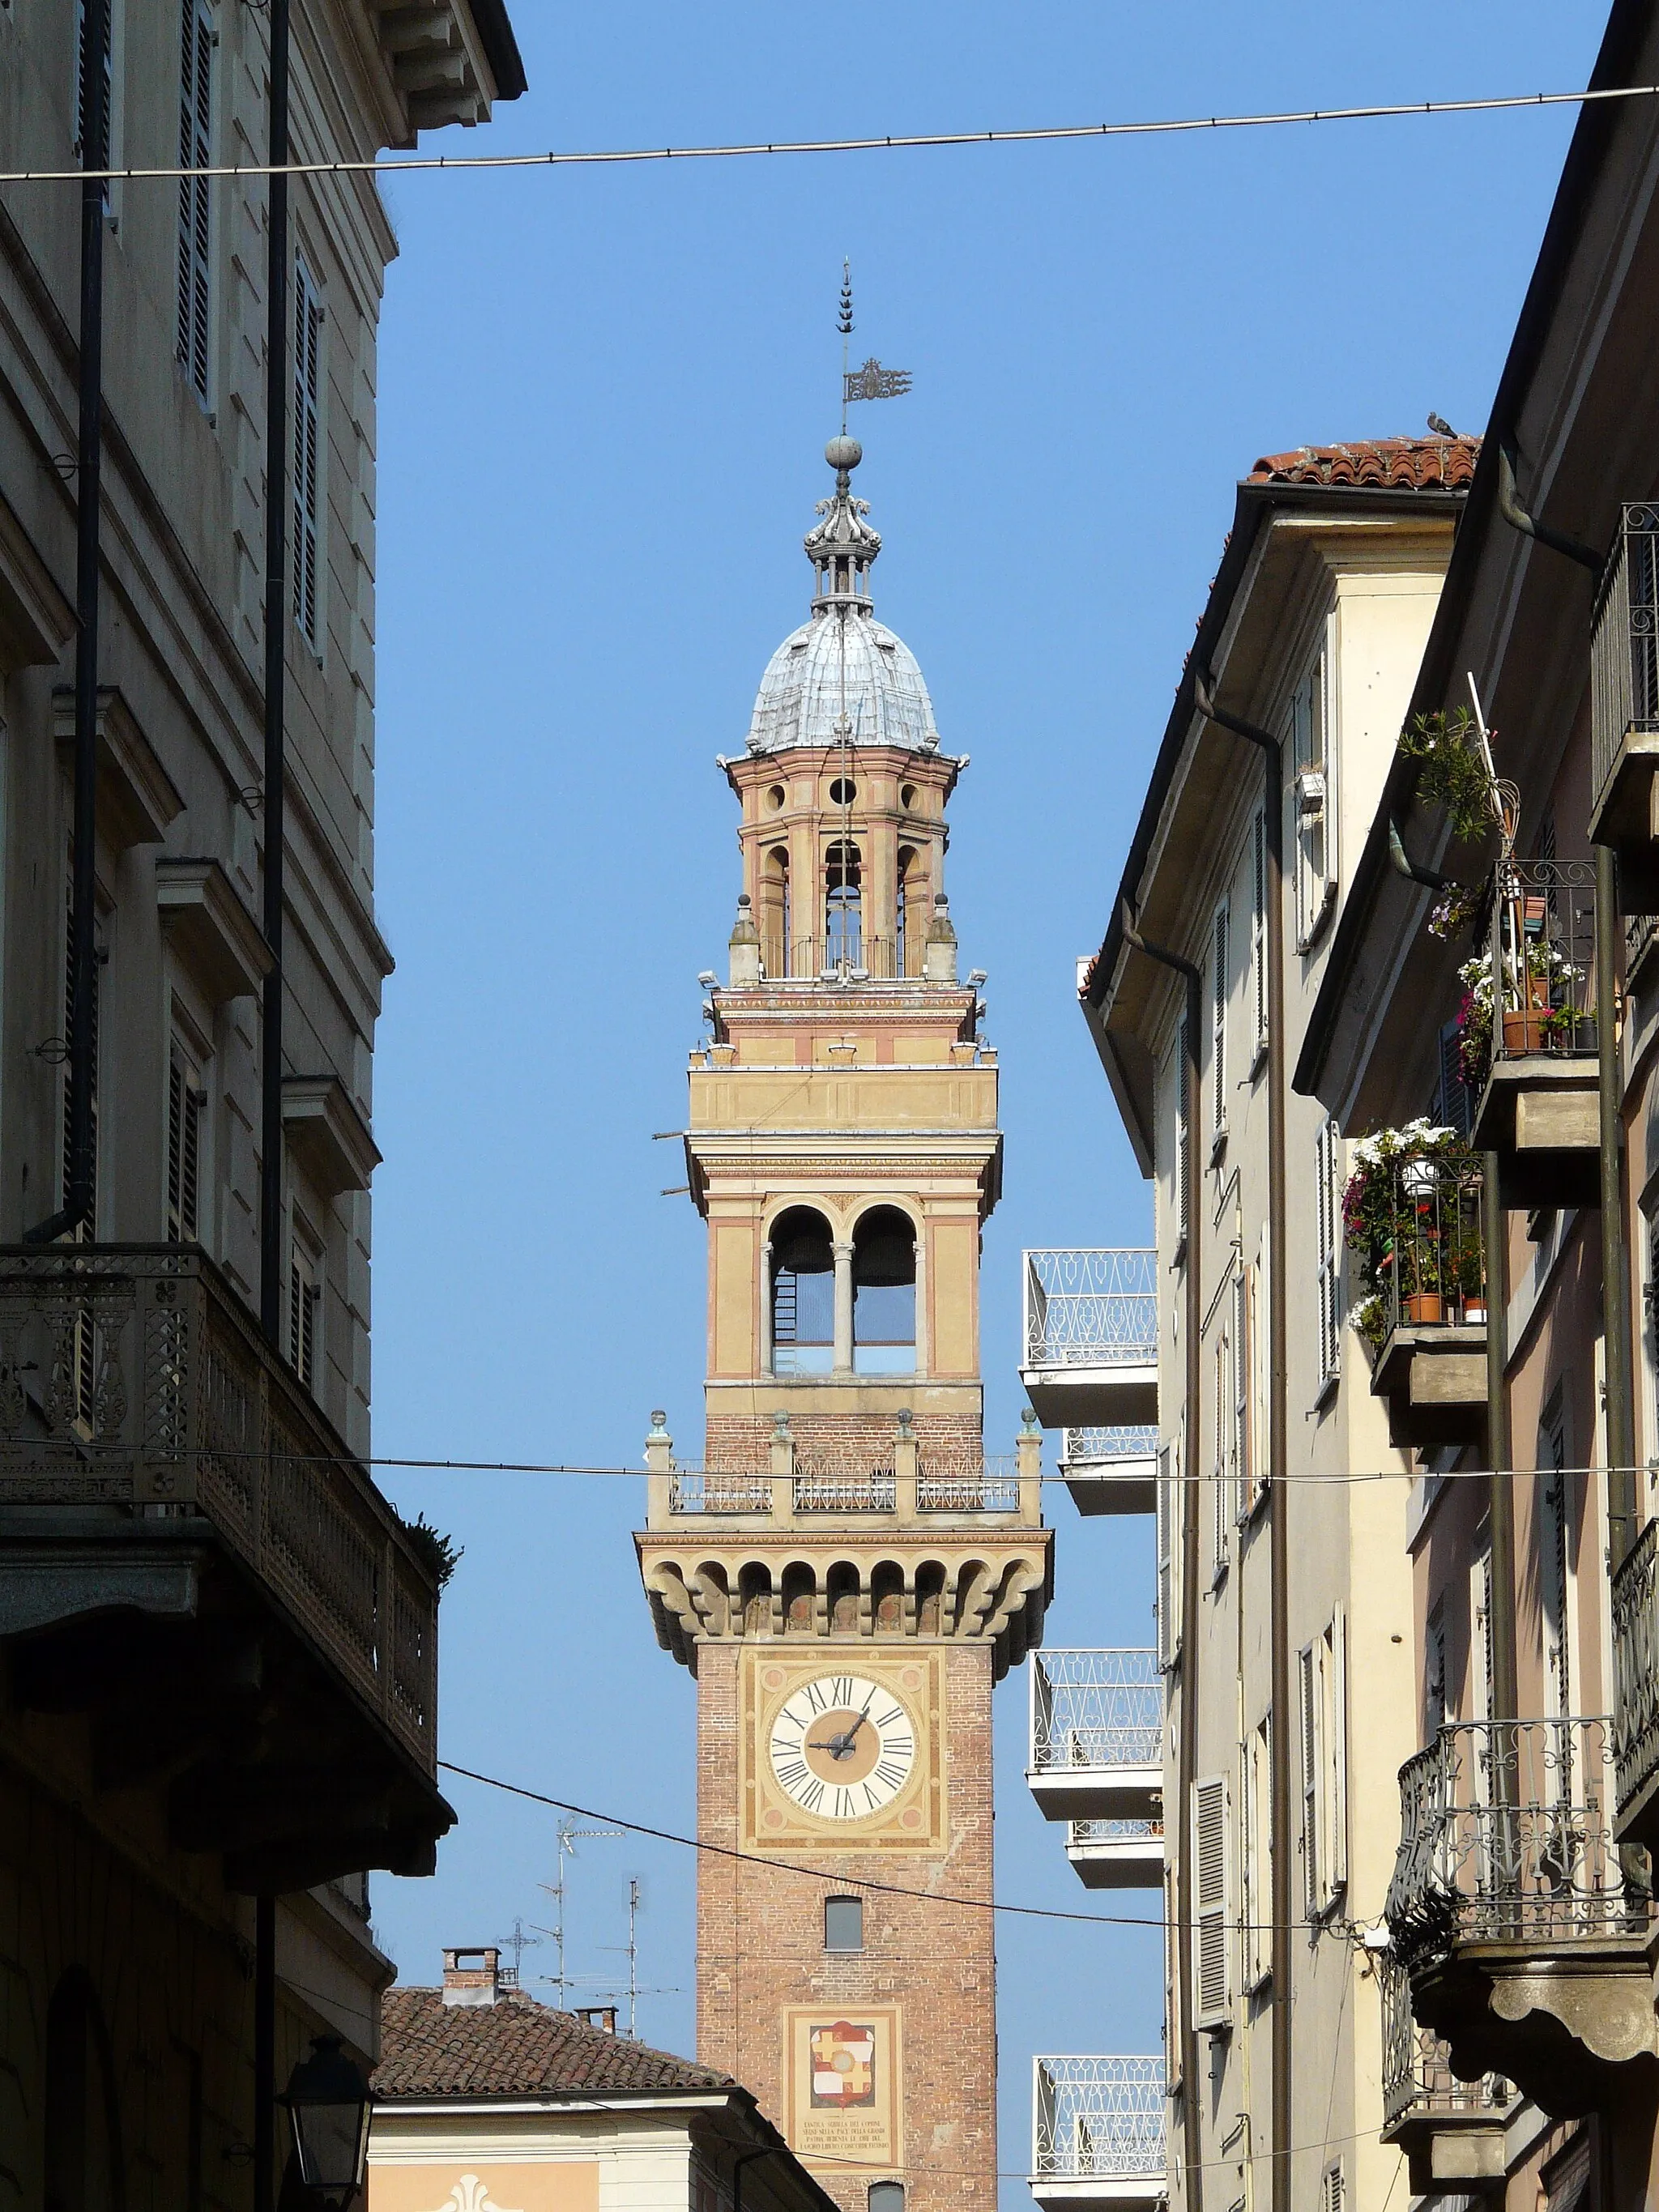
808,1729,856,1759
839,1690,878,1749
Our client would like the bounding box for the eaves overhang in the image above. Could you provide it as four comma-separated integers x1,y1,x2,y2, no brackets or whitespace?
1293,0,1653,1121
1081,477,1468,1168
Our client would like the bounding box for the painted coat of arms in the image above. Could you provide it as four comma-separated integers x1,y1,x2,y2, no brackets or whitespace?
809,2020,876,2109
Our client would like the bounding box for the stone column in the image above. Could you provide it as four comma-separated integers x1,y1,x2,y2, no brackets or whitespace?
911,1230,928,1378
759,1240,774,1378
833,1240,855,1374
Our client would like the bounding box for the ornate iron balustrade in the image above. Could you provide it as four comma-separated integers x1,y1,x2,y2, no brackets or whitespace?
666,1470,773,1515
1592,503,1659,811
1031,2056,1165,2180
1030,1650,1162,1773
1023,1251,1158,1370
762,935,908,982
1487,859,1599,1064
793,1473,898,1512
1060,1426,1158,1468
917,1449,1021,1511
1379,1951,1508,2134
1380,1155,1486,1337
1612,1515,1659,1823
1385,1716,1644,1967
1068,1818,1164,1846
0,1246,437,1775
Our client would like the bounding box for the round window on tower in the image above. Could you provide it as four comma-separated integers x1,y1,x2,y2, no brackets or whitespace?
829,778,857,806
900,783,918,811
766,785,787,812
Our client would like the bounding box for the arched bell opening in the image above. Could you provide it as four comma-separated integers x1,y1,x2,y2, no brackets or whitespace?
770,1206,834,1376
825,841,863,970
853,1206,916,1376
826,1560,863,1634
897,846,929,978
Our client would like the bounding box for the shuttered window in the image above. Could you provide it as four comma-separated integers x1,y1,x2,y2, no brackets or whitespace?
1173,1010,1191,1255
1240,1715,1272,1990
288,1237,319,1392
1233,1269,1250,1522
1326,1609,1348,1896
1155,1442,1180,1669
62,849,100,1428
74,0,114,198
1290,647,1336,948
1299,1643,1320,1918
292,256,324,652
1249,1242,1270,1505
1192,1775,1230,2028
1319,2163,1346,2212
1251,807,1268,1055
176,0,213,401
1211,1334,1230,1580
1435,1016,1472,1138
1300,1620,1348,1915
1316,1117,1342,1387
167,1049,203,1243
1540,1394,1572,1721
1211,900,1229,1142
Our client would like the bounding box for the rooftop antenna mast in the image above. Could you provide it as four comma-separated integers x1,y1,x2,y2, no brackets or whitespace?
835,262,855,963
535,1817,622,2005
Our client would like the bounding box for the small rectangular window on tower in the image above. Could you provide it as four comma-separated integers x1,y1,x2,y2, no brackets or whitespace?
824,1896,864,1952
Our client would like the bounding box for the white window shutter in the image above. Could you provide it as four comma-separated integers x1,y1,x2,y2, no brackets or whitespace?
1211,900,1229,1137
176,0,213,400
1156,1442,1180,1669
1251,807,1268,1051
1174,1011,1191,1251
1299,1643,1320,1918
1328,1610,1348,1897
1192,1775,1230,2028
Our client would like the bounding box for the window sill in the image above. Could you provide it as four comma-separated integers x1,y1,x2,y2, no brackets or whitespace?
1250,1036,1269,1080
1209,1127,1228,1167
1311,1370,1339,1413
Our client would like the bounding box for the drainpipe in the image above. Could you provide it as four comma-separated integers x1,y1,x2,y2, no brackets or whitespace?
730,2144,781,2212
1492,454,1636,1557
1120,897,1203,2212
1481,1159,1519,1723
26,0,110,1245
254,11,290,2212
259,0,290,1348
1192,675,1290,2212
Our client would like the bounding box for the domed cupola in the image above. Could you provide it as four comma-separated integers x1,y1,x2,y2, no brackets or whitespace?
746,438,940,755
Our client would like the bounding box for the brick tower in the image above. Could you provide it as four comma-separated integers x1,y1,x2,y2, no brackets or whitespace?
637,437,1051,2212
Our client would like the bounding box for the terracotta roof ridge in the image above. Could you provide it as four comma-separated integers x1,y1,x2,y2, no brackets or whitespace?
1246,433,1482,490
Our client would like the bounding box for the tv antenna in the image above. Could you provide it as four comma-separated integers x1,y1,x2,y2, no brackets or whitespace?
592,1876,681,2037
534,1817,623,2004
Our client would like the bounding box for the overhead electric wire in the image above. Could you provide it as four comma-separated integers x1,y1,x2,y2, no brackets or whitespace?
0,80,1653,188
437,1758,1390,1937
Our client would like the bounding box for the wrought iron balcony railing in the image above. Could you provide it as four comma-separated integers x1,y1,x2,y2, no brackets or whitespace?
1385,1715,1644,1966
1031,2056,1165,2182
1591,502,1659,815
1376,1156,1486,1338
0,1245,437,1777
1379,1951,1510,2137
1611,1515,1659,1839
661,1451,1026,1518
1030,1650,1162,1775
667,1471,774,1514
1486,858,1598,1067
1022,1251,1158,1370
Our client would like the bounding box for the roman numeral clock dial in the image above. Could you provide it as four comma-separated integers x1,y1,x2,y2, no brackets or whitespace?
769,1673,918,1822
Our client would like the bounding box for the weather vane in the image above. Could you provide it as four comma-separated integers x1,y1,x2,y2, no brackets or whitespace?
838,261,911,432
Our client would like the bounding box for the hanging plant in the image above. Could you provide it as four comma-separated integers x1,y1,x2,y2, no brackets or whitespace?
1398,709,1500,848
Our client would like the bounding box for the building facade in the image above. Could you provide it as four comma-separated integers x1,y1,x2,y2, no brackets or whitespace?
0,3,519,2206
369,1947,840,2212
635,437,1051,2212
1024,436,1479,2212
1294,2,1659,2202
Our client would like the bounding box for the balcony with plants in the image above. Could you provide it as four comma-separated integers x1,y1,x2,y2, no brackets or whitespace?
1343,1124,1487,1450
1383,1715,1655,2117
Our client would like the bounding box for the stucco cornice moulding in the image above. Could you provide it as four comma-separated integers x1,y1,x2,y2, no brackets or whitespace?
373,2091,740,2117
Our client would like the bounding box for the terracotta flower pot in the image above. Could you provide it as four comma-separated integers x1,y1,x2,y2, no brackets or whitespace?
1404,1291,1444,1324
1462,1300,1486,1326
1502,1008,1549,1054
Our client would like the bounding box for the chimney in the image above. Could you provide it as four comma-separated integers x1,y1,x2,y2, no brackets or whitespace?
574,2005,618,2035
441,1946,505,2007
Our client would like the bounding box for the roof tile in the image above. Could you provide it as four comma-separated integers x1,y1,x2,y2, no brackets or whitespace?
373,1988,738,2102
1246,435,1481,490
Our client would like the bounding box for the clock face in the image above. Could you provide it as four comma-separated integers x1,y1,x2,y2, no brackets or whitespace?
768,1673,918,1822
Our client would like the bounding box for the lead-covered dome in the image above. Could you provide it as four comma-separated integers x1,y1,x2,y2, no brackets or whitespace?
744,440,940,756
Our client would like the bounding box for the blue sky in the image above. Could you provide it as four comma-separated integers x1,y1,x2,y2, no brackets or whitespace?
365,3,1605,2198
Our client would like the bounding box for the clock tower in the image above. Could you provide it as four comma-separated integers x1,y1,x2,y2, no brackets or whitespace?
637,438,1051,2212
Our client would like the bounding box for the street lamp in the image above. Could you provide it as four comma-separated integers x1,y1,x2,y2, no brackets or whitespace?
279,2036,372,2208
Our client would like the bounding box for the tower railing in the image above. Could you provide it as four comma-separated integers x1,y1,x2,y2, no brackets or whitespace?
645,1419,1043,1525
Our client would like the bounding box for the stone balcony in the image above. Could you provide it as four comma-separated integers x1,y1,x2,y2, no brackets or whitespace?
1064,1818,1162,1891
0,1245,448,1892
1384,1715,1656,2119
1030,2056,1165,2212
1020,1251,1158,1431
1056,1428,1158,1516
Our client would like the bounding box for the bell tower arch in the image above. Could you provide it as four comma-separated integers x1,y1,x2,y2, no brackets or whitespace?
637,440,1051,2212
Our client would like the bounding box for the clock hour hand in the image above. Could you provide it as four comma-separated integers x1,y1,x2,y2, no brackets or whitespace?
808,1729,856,1759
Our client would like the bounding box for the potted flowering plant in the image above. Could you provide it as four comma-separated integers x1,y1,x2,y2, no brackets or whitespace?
1343,1121,1483,1350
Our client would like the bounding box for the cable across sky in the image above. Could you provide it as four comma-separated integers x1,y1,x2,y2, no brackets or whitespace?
0,79,1653,187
